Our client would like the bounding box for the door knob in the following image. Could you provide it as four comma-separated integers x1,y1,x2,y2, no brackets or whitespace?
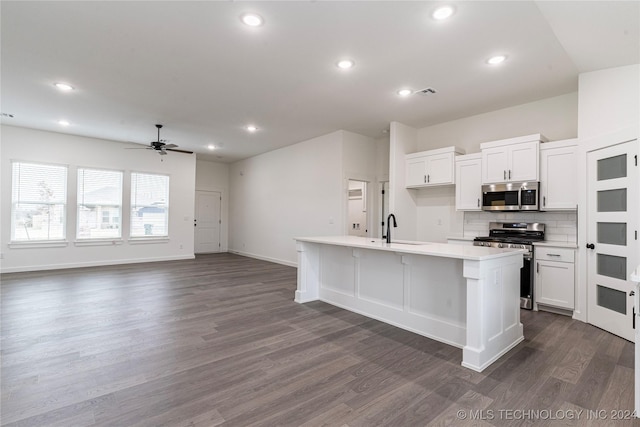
586,243,595,249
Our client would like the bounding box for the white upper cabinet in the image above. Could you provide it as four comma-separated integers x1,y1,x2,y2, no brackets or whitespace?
455,153,482,211
540,139,578,211
480,134,546,184
405,146,465,188
539,139,578,210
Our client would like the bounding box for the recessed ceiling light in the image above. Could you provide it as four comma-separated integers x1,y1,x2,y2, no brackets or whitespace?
487,55,507,65
432,6,455,20
58,120,70,126
397,89,413,97
207,144,216,150
246,125,258,132
54,82,74,91
336,59,355,69
241,13,263,27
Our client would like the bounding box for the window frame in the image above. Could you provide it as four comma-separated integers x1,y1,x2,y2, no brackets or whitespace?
129,171,170,239
10,160,68,243
76,167,124,241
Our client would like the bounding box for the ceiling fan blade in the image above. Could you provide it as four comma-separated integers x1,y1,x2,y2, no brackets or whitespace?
166,148,194,154
124,147,148,150
159,150,168,155
163,143,178,149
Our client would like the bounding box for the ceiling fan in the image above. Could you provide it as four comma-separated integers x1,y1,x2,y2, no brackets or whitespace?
130,124,193,156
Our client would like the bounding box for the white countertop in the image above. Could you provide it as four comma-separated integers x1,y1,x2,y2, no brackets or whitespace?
295,235,525,261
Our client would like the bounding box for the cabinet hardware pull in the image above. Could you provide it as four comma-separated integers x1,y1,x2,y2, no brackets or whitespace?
586,243,595,249
503,170,506,180
543,196,546,207
634,307,636,329
548,254,561,257
424,175,426,183
630,291,635,296
509,170,511,180
536,262,539,273
477,198,480,207
427,174,430,183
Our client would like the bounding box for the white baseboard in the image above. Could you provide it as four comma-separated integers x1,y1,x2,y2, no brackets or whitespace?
228,249,297,268
0,254,196,274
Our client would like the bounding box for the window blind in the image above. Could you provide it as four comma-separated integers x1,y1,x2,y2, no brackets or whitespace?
130,172,169,237
77,168,123,239
11,161,67,241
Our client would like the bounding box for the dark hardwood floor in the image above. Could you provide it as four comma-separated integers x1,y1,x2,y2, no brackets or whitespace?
1,253,636,426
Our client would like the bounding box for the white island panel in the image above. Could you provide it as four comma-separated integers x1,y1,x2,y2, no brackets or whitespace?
295,236,524,372
358,249,405,311
320,246,355,296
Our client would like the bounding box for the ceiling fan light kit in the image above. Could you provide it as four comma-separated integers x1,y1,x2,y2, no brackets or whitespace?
127,124,194,156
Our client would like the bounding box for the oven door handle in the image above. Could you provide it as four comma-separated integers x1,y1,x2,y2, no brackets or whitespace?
517,188,522,210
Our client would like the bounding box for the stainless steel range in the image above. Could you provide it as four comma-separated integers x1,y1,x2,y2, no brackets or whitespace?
473,222,545,310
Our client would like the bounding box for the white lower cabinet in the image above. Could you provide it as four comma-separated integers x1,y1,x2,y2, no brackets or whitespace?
534,246,575,310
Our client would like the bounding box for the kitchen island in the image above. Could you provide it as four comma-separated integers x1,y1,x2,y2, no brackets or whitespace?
294,236,525,372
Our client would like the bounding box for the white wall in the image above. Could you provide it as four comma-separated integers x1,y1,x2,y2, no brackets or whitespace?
578,64,639,139
408,93,578,242
389,121,418,240
347,181,367,237
342,130,378,237
417,92,578,154
0,125,196,272
228,130,381,266
228,131,345,266
415,186,463,243
195,159,230,251
574,64,640,323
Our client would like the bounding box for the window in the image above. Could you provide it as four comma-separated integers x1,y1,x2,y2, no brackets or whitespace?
77,168,123,239
11,161,67,241
130,172,169,237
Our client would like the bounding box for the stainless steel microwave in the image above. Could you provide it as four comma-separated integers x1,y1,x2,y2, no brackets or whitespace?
481,182,539,211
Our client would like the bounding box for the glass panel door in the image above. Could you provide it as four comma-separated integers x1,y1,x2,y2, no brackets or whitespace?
587,140,638,342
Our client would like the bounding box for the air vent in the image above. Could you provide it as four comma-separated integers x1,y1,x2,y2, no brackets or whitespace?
416,87,437,95
1,113,15,118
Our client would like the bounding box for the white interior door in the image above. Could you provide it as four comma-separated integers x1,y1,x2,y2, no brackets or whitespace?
194,190,221,254
587,139,639,342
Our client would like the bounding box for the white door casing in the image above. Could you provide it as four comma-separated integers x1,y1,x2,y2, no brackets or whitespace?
586,139,639,342
194,190,221,254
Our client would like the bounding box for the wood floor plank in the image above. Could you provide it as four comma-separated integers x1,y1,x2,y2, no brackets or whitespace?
1,253,636,426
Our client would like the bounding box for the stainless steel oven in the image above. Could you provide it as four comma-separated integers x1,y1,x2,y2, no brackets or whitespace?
473,222,545,310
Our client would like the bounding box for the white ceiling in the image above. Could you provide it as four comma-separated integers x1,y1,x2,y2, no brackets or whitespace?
1,1,638,163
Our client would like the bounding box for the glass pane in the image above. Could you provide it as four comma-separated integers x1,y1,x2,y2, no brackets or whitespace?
597,254,627,280
597,285,627,315
597,189,627,212
597,222,627,246
12,203,66,241
598,154,626,181
131,173,170,237
77,168,123,239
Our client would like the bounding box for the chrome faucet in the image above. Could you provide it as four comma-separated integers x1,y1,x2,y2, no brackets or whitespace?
386,214,397,243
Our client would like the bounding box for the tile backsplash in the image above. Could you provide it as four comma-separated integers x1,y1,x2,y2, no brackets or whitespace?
463,211,577,243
